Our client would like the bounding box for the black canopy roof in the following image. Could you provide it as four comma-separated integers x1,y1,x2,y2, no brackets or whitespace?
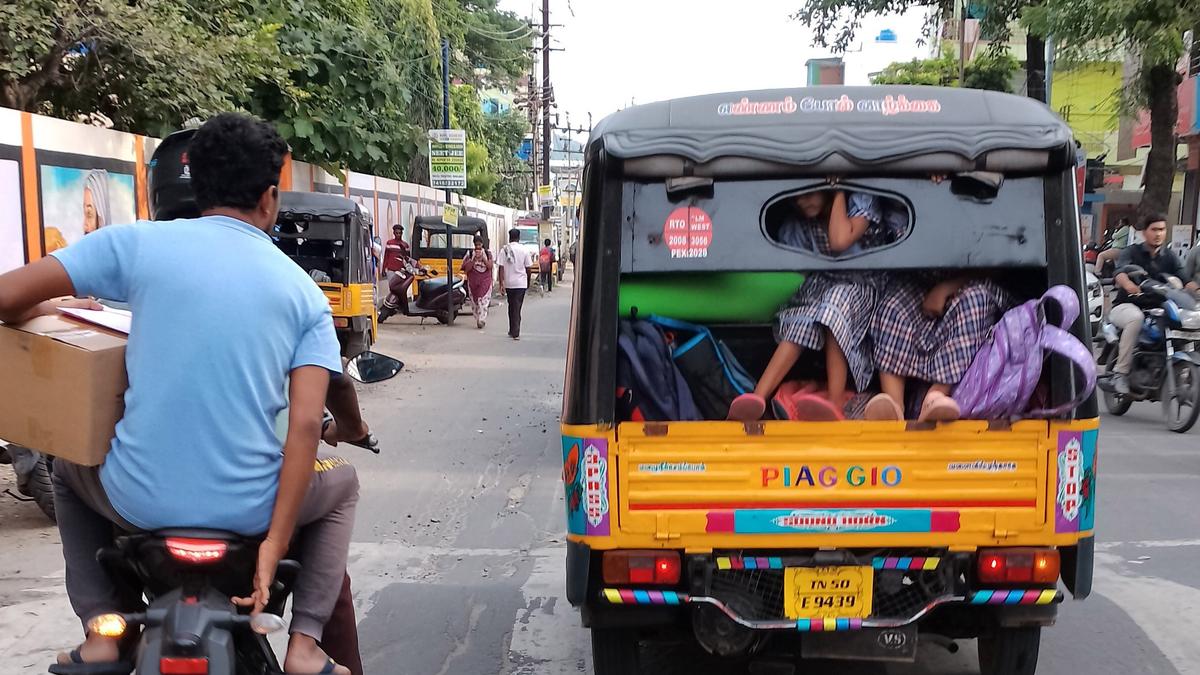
413,214,489,234
590,86,1074,175
278,192,363,220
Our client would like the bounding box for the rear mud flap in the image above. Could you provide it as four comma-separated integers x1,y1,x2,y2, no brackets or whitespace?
1061,535,1094,599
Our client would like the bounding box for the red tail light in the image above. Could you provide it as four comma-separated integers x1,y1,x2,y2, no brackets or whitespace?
160,657,209,674
165,538,227,565
602,551,681,585
978,548,1059,585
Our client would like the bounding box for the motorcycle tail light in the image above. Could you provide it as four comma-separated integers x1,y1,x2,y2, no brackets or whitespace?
978,548,1059,585
165,538,227,564
160,657,208,674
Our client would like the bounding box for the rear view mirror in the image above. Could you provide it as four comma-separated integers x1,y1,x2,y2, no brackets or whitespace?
347,351,404,383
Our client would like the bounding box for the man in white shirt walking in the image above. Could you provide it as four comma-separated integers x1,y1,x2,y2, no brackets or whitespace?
498,227,534,340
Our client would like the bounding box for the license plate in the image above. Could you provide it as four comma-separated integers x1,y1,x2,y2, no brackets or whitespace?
784,566,873,619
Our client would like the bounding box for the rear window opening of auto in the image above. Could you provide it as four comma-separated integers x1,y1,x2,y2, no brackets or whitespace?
614,174,1090,424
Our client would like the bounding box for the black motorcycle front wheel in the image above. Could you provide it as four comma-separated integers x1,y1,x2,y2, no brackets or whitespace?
1163,360,1200,433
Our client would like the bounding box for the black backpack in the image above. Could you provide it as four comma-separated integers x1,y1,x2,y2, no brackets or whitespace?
616,320,701,422
649,315,757,421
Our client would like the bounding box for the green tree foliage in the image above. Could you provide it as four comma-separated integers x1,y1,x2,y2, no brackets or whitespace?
872,47,1019,92
0,0,287,136
963,50,1020,91
451,83,526,203
0,0,533,195
798,0,1195,218
433,0,534,84
796,0,1040,95
245,0,446,180
1022,0,1199,219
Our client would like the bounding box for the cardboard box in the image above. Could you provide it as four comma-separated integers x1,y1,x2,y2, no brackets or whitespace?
0,315,128,466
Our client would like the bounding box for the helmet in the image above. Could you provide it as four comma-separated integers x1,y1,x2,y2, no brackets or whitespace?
148,129,199,221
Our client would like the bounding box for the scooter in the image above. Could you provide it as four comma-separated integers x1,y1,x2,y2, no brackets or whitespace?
377,265,466,326
1097,272,1200,433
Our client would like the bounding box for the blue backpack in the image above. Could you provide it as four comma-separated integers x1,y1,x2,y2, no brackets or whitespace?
617,320,702,422
648,315,757,420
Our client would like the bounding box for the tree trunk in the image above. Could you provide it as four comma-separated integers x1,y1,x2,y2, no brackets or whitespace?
1026,34,1047,103
1138,64,1180,223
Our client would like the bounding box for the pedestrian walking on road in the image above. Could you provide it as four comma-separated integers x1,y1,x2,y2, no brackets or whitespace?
461,235,494,329
539,239,555,292
499,227,533,340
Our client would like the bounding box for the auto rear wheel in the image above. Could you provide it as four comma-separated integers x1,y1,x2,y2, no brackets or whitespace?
591,628,641,675
1163,361,1200,433
978,626,1041,675
1102,350,1132,416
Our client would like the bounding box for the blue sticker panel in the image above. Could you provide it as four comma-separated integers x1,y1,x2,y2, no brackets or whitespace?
732,508,934,534
1080,428,1098,532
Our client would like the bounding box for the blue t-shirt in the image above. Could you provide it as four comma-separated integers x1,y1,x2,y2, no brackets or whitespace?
51,216,342,535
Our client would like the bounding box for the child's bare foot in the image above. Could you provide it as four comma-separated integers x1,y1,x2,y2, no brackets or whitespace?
919,391,961,422
284,634,350,674
864,393,903,420
728,393,766,421
56,633,120,665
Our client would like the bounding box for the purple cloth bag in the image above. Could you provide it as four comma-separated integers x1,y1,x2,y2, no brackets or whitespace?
953,285,1096,419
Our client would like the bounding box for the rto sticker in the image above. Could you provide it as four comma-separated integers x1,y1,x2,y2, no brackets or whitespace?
663,206,713,259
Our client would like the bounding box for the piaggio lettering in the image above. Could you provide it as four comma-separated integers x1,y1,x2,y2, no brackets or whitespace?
761,465,903,489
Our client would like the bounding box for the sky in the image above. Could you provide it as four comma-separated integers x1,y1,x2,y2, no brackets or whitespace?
498,0,934,130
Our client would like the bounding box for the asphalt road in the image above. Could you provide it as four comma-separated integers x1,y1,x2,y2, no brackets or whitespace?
1,275,1199,674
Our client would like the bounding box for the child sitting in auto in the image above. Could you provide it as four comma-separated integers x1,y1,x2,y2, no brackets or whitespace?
865,273,1013,421
728,185,899,421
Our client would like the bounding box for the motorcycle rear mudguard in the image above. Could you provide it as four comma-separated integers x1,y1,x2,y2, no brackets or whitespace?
134,590,247,675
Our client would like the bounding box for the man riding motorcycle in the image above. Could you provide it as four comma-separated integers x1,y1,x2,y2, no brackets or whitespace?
0,113,355,674
1108,214,1185,394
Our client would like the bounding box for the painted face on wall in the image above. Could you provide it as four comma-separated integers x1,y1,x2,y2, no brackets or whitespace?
82,187,98,233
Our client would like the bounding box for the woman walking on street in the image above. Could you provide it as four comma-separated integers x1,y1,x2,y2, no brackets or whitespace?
461,235,494,329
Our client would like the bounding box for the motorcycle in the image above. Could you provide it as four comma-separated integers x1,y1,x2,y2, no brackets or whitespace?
48,351,402,675
0,443,56,522
377,264,466,326
1097,274,1200,432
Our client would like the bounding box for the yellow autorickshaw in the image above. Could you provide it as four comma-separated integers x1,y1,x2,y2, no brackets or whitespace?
409,215,490,299
273,192,378,357
562,86,1098,674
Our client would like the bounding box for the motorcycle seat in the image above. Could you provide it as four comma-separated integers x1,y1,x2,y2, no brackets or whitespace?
152,528,257,542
